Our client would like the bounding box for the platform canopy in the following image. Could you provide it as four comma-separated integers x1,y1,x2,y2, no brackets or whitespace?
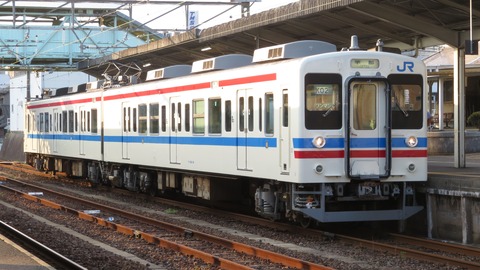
76,0,480,79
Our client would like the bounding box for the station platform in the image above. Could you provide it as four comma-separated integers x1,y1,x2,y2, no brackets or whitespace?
0,233,53,270
427,153,480,190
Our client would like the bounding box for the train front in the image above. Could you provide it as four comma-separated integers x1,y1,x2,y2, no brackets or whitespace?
276,43,426,225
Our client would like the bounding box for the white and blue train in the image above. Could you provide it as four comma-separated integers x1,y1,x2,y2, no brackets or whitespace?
24,37,427,225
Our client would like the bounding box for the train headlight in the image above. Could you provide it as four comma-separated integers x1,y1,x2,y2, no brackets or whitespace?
312,136,326,148
405,136,418,148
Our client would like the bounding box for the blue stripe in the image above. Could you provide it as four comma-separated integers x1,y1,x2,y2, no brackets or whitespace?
293,137,427,149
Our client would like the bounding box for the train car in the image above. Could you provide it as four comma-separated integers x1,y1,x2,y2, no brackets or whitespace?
24,36,427,225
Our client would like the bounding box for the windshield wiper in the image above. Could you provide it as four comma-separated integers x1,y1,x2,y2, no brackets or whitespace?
323,101,339,117
394,96,409,117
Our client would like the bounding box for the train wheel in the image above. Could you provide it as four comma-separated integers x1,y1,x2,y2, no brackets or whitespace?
299,214,312,228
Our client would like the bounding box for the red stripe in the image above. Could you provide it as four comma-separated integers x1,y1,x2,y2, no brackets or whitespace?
294,150,344,158
350,150,386,158
27,97,98,109
219,73,276,87
103,82,211,101
392,149,427,157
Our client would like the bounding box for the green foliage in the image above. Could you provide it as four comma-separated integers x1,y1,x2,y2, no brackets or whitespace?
467,111,480,130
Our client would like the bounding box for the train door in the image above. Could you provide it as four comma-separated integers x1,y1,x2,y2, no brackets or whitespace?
280,90,290,174
169,97,181,164
122,103,133,160
31,113,38,152
236,89,253,170
347,80,391,179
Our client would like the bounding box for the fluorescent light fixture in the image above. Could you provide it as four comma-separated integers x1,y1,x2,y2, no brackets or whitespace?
143,63,151,67
201,47,212,51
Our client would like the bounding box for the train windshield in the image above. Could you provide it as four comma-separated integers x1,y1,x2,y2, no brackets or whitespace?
304,73,342,130
388,74,423,129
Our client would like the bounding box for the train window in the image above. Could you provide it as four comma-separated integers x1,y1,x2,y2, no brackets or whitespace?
258,98,262,132
87,111,90,132
75,112,78,132
45,113,49,133
138,104,147,134
150,103,159,134
81,111,85,132
388,74,423,129
225,100,231,132
282,92,288,127
91,109,98,133
352,84,377,130
193,99,205,134
209,98,221,134
171,103,176,132
265,93,274,135
123,108,127,132
239,97,245,132
26,115,30,132
48,113,52,132
248,96,254,131
305,73,342,130
68,110,74,133
133,108,137,132
177,102,182,132
161,105,166,132
40,113,44,132
62,111,67,133
185,104,191,132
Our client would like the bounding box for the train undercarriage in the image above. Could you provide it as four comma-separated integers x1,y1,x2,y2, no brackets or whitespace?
27,153,423,226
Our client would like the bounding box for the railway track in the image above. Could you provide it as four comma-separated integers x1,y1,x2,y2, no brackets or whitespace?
0,219,87,270
2,164,480,269
0,176,332,270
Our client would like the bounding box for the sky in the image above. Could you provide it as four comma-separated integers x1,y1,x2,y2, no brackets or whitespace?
125,0,298,32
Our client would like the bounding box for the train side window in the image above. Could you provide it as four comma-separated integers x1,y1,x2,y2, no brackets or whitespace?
138,104,147,134
27,115,30,132
68,110,74,133
177,102,182,132
74,112,78,132
87,111,90,132
123,108,127,132
282,92,288,127
185,104,190,132
225,100,231,132
45,112,50,133
161,105,166,132
258,98,262,132
62,111,67,133
248,96,254,131
132,108,137,132
239,97,245,132
171,103,176,132
91,109,98,133
81,111,84,132
150,103,159,134
305,73,342,130
209,98,221,134
40,113,44,132
48,113,52,132
265,93,274,135
193,99,205,134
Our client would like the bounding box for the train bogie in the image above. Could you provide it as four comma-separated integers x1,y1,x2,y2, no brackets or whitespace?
25,37,428,224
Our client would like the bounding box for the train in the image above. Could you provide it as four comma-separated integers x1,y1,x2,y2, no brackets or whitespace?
24,36,427,225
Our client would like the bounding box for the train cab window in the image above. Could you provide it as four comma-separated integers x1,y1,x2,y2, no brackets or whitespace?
138,104,147,134
62,111,67,133
161,105,166,132
68,110,74,133
225,100,232,132
209,98,221,134
193,99,205,134
265,93,274,135
248,96,254,132
150,103,159,134
388,74,423,129
91,109,98,133
185,104,190,132
305,73,342,130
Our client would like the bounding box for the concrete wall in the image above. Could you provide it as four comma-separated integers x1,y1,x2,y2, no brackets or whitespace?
428,130,480,155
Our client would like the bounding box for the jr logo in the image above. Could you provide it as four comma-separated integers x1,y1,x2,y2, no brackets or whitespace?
397,61,414,72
